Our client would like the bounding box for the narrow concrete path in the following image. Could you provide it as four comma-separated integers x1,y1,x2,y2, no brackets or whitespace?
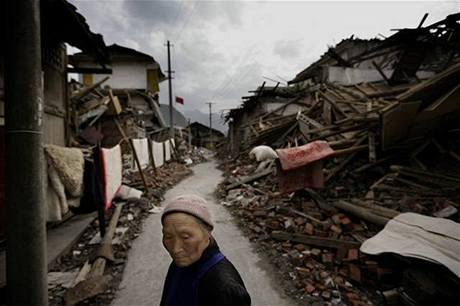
112,160,295,306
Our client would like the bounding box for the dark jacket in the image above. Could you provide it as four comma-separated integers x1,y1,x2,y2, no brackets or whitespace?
160,238,251,306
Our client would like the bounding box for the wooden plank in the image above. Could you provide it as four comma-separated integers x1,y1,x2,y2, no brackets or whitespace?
352,200,399,219
372,60,392,86
271,231,361,249
226,167,273,190
449,150,460,163
354,155,396,173
326,140,367,182
334,200,390,227
368,132,377,163
390,165,460,183
71,76,110,101
381,101,421,150
113,118,149,192
319,91,348,119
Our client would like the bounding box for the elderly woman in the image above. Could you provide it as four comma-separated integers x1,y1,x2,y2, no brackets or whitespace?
160,194,251,306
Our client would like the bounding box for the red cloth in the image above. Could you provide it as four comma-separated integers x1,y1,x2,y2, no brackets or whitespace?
175,96,184,104
276,140,334,171
277,160,324,193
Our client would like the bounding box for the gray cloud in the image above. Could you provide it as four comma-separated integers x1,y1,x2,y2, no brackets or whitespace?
70,0,459,118
273,40,301,59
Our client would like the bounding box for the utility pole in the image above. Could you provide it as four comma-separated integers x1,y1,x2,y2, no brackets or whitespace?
5,0,48,305
187,118,192,148
206,102,214,149
166,40,174,139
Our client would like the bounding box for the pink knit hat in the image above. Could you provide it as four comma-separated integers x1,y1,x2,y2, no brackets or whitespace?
162,194,214,230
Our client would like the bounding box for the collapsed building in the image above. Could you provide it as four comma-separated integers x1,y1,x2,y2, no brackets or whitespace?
221,13,460,305
1,0,202,303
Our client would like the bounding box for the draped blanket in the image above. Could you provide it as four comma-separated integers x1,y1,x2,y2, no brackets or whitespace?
45,145,84,221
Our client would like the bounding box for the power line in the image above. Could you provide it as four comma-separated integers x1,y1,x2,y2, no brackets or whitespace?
210,46,259,98
175,0,199,43
210,46,262,101
168,0,186,40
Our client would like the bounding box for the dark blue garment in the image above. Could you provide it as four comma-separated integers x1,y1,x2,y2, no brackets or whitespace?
163,252,225,306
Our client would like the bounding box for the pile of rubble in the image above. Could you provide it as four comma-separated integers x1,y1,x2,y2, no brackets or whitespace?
48,161,191,306
218,149,459,304
219,13,460,306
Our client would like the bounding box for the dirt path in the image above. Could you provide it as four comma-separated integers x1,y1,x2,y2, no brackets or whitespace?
111,160,296,306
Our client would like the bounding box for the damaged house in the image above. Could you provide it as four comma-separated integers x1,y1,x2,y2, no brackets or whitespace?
0,0,109,237
227,12,460,153
69,44,167,146
190,121,225,149
220,12,460,305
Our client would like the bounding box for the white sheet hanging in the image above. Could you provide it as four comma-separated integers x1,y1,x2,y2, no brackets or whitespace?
165,141,171,162
131,138,150,170
152,141,164,167
100,145,122,210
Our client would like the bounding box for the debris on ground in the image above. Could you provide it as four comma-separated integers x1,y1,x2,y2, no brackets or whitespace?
48,161,193,306
218,13,460,306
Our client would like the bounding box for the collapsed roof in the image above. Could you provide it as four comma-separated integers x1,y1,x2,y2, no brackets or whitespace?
289,13,460,85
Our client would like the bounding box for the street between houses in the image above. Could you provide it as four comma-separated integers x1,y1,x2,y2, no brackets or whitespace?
111,159,296,306
3,2,460,305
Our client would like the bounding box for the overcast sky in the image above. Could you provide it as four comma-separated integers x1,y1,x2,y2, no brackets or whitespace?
69,0,459,116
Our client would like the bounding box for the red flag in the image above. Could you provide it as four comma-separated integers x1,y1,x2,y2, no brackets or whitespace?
175,96,184,104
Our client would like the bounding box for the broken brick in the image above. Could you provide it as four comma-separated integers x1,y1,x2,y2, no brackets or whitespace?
321,252,334,264
294,243,305,252
311,248,322,258
349,264,361,283
331,214,343,224
330,224,343,234
340,216,353,230
346,249,359,261
266,220,281,230
304,223,314,235
304,283,315,294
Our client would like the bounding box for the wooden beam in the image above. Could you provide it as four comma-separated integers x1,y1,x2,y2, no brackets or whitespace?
67,67,113,74
334,200,389,227
372,61,392,86
113,118,150,192
226,167,273,190
271,231,361,249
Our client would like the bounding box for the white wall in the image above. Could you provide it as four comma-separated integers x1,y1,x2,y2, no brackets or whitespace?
79,62,147,89
326,66,435,85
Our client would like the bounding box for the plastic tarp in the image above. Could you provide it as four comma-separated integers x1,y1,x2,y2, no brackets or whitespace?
131,138,150,170
100,145,122,210
249,145,278,162
276,140,335,171
152,141,164,168
360,213,460,278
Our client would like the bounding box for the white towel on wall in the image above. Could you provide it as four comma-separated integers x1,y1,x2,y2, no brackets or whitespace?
100,145,122,210
131,138,150,170
152,141,164,168
165,141,171,162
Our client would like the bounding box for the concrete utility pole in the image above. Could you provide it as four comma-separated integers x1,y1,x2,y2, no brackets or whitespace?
166,41,174,139
206,102,214,149
5,1,48,305
187,118,192,148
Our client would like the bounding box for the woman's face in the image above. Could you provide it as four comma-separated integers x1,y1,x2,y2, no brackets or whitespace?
162,213,210,267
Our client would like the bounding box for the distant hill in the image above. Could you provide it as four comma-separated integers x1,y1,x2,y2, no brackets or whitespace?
159,104,188,127
182,109,228,134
